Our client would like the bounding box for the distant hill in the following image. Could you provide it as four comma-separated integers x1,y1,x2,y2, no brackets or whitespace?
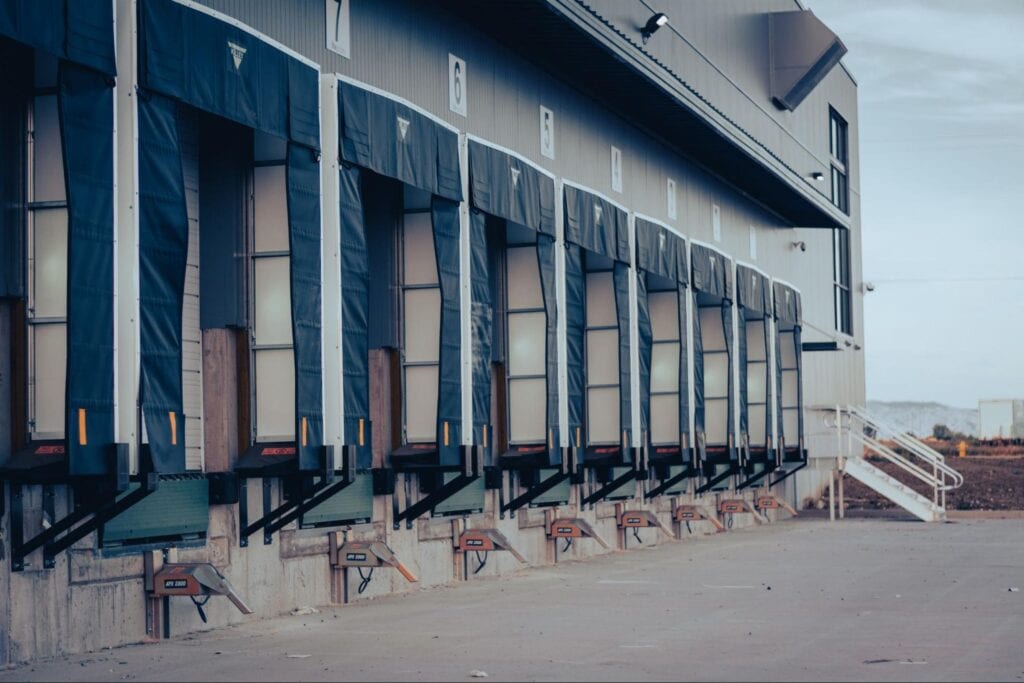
866,400,978,438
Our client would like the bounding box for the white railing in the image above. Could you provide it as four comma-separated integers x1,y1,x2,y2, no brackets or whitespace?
827,405,963,511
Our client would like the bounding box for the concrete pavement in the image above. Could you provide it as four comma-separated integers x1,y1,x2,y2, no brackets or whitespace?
3,517,1022,682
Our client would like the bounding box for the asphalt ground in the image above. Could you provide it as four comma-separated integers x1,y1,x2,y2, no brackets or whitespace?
4,516,1022,682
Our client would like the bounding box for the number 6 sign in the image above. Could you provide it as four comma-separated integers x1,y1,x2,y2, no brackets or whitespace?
449,54,467,117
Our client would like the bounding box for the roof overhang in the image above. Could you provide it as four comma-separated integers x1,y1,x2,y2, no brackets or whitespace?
769,10,848,112
435,0,848,229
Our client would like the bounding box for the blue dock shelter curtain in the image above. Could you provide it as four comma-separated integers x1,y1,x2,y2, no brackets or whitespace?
736,265,772,453
467,142,558,465
1,2,117,475
773,281,804,456
137,0,322,472
634,219,689,453
690,244,734,461
563,186,631,460
0,0,117,77
336,80,464,467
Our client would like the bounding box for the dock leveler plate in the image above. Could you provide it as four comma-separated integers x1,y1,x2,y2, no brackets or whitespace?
673,505,726,532
457,529,527,562
547,518,610,549
756,495,798,516
149,563,252,626
719,499,769,524
617,510,676,539
328,536,418,583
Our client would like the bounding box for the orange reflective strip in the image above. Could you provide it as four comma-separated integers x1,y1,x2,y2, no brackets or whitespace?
482,424,488,448
444,421,449,447
358,418,365,447
77,408,87,446
169,411,177,446
548,429,552,449
576,427,581,447
302,417,308,447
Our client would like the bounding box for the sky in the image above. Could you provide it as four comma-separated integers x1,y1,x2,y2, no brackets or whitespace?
806,0,1024,409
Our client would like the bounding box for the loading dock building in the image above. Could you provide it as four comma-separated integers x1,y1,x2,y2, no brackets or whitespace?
0,0,864,663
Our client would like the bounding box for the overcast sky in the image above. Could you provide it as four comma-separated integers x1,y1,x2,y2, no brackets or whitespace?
806,0,1024,409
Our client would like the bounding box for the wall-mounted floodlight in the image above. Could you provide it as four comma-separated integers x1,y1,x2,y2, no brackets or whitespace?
791,240,807,252
641,12,669,44
810,171,825,182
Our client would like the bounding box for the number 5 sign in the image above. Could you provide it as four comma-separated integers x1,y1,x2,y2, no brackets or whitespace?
326,0,350,58
449,54,467,117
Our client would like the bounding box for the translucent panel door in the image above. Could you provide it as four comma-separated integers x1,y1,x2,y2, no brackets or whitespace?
27,79,67,440
506,245,546,443
252,133,294,442
402,200,440,443
648,290,680,446
699,306,729,445
585,270,618,445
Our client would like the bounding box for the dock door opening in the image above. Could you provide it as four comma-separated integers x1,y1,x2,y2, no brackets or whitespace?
634,218,691,497
736,265,773,487
691,244,735,490
563,185,635,503
466,141,563,511
0,30,116,477
773,281,805,474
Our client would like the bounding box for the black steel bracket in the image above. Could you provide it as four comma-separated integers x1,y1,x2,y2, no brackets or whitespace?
736,464,774,491
9,443,147,572
768,461,806,488
501,470,570,516
391,447,481,530
695,464,737,495
581,468,639,507
644,465,697,500
11,478,157,571
239,445,346,547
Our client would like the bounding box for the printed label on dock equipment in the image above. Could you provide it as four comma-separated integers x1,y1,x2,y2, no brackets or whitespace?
164,579,188,589
346,553,368,562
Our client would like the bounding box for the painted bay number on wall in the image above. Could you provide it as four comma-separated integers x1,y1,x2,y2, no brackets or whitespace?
326,0,350,58
449,54,467,117
540,105,555,160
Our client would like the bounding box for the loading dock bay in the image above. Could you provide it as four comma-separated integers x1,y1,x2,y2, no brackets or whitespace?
3,515,1021,682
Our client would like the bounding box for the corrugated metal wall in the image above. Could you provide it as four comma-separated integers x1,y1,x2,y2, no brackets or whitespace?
192,0,866,439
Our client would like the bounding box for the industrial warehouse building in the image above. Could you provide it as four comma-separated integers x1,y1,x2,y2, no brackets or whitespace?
0,0,863,663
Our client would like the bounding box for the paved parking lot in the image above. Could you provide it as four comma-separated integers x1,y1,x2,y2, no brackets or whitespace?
4,516,1023,682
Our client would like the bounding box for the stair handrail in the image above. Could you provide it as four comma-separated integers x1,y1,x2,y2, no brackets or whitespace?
850,430,950,494
846,405,963,489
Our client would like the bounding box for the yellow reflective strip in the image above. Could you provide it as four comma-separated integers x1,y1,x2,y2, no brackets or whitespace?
358,418,365,447
576,427,581,447
444,421,450,447
77,408,87,446
302,417,308,447
169,411,177,446
482,424,488,448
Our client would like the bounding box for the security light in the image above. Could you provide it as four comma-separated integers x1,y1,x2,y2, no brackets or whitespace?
641,12,669,44
810,171,825,182
791,240,807,252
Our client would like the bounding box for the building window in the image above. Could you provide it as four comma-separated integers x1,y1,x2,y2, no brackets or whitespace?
829,107,849,214
833,228,852,336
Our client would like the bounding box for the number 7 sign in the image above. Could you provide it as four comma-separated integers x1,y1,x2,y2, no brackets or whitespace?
326,0,350,58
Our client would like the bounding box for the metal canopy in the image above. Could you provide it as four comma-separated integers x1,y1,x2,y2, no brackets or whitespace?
435,0,846,229
769,10,848,113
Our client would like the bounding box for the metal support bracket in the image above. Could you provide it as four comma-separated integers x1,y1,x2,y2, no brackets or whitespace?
10,444,146,572
239,445,347,547
12,475,158,571
581,468,639,507
695,464,736,495
391,447,481,530
501,470,570,515
644,465,696,500
392,471,477,530
768,461,806,488
736,465,774,491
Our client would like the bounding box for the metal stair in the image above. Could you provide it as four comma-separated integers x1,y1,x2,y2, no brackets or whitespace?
843,456,945,522
827,405,964,523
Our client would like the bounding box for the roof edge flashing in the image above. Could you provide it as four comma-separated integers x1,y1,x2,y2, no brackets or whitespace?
769,10,848,112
